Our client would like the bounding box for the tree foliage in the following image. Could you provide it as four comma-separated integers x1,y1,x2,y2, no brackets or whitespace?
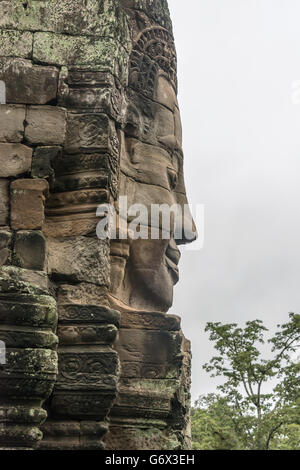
192,314,300,450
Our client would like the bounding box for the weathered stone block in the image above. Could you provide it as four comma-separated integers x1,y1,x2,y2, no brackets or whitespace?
116,329,180,365
53,153,109,174
0,229,12,266
0,0,130,45
43,213,99,238
0,266,51,297
25,106,67,145
0,143,32,177
120,310,181,331
0,264,58,449
58,71,125,121
46,188,109,213
0,59,59,105
0,348,57,397
58,283,109,307
0,247,10,266
105,424,176,451
50,392,116,420
0,30,32,58
0,230,11,250
33,33,128,83
0,326,58,349
14,231,46,271
58,324,118,346
0,179,9,226
40,421,107,450
10,179,48,230
0,105,25,142
32,146,61,179
51,173,109,193
0,296,57,330
47,237,110,286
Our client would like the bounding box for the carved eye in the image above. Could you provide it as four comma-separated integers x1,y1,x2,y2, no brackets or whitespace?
167,167,178,190
129,143,140,164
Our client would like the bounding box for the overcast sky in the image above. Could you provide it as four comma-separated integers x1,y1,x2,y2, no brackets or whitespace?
168,0,300,401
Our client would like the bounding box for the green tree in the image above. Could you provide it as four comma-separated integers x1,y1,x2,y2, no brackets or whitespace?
195,314,300,450
191,394,243,449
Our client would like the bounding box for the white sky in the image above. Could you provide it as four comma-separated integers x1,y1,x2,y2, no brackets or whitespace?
168,0,300,401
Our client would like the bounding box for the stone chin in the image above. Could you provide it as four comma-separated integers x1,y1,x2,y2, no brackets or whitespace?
128,252,180,313
109,237,181,313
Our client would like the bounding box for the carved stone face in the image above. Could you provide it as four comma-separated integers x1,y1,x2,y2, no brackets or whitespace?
110,75,196,313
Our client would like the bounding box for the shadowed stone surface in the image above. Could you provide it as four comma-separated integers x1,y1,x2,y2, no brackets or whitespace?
0,0,194,450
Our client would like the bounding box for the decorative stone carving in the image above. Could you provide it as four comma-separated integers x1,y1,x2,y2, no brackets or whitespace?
0,267,58,450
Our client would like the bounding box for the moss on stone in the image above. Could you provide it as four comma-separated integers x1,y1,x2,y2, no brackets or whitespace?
0,29,32,58
33,32,129,83
0,0,131,46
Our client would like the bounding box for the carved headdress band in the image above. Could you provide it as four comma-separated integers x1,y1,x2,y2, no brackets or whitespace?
129,26,177,97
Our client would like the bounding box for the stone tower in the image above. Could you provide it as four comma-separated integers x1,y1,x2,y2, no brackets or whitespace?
0,0,195,450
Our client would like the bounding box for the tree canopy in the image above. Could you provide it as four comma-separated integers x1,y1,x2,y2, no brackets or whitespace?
192,314,300,450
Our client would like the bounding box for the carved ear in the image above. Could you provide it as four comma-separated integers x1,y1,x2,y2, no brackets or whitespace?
128,141,141,165
124,103,142,139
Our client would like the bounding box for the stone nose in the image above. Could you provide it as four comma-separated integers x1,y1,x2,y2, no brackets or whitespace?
173,195,198,245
